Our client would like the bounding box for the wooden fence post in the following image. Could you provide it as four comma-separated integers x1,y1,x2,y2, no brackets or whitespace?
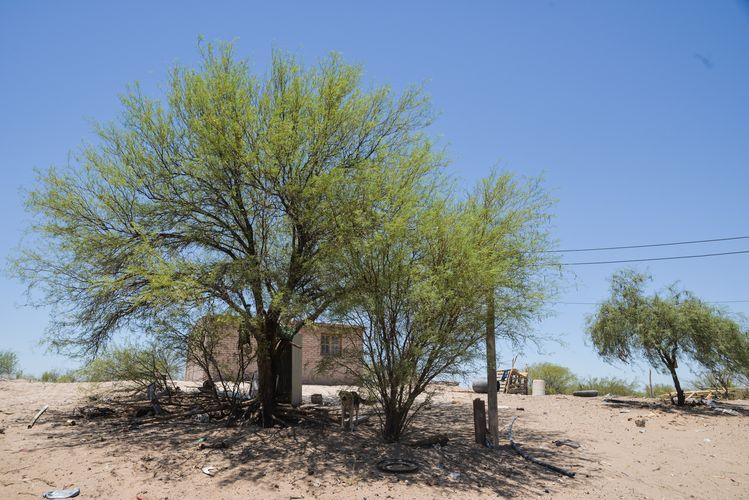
473,398,487,446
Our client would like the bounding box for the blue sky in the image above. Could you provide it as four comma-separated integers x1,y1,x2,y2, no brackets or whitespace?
1,1,748,385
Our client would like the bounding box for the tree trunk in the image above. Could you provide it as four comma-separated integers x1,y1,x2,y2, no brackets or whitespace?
255,317,282,427
668,364,685,406
485,290,498,446
382,404,406,443
256,347,276,426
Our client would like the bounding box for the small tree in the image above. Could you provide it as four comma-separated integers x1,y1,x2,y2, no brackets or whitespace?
694,369,736,399
587,270,749,406
329,171,555,442
78,342,180,393
0,350,19,377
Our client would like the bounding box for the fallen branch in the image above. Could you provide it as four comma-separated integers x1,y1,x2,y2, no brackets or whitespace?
28,405,49,429
131,398,259,425
507,416,575,478
602,397,661,409
408,433,449,448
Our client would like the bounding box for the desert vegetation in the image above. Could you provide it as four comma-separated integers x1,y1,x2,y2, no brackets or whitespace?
587,270,749,405
527,362,651,397
0,350,19,378
11,43,557,440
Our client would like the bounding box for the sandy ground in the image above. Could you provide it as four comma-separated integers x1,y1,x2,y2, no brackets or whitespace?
1,380,748,499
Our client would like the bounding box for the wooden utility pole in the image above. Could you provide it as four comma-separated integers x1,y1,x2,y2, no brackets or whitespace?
485,290,498,447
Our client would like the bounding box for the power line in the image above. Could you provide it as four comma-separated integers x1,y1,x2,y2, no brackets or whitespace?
550,235,749,253
554,300,749,305
561,249,749,266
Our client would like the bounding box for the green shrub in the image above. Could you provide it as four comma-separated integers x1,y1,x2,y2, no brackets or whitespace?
735,387,749,399
693,370,737,398
78,343,180,392
40,369,78,383
528,362,577,394
577,376,641,396
0,350,19,376
648,383,674,397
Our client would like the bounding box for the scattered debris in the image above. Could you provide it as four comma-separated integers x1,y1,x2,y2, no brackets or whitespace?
712,407,740,416
603,397,661,409
516,407,525,411
199,379,215,394
376,458,419,473
448,471,461,481
703,399,742,416
310,394,324,405
42,487,80,499
202,465,218,476
572,390,599,397
75,406,114,419
635,419,646,428
553,439,581,449
28,404,49,429
65,419,76,426
199,440,228,450
408,434,449,448
133,406,156,418
507,416,576,478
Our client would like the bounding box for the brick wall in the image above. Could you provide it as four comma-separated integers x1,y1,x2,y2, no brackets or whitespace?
299,323,362,385
184,322,362,385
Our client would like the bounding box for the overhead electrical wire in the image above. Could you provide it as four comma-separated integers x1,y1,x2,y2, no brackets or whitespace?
560,249,749,266
553,300,749,305
546,234,749,305
549,235,749,253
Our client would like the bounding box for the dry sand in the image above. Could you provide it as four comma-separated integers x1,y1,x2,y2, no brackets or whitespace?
1,380,747,499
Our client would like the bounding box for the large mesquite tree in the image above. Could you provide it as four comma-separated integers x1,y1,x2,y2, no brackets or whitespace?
587,270,749,406
13,43,439,425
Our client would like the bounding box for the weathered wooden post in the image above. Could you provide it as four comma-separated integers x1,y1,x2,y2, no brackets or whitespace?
473,398,487,446
649,369,653,399
485,291,498,446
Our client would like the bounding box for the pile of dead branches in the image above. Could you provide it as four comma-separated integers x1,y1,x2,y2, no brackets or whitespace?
73,387,342,429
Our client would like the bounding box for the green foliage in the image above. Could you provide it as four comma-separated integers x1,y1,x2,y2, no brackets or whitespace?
0,350,19,376
12,41,444,420
587,270,749,405
576,376,641,396
329,171,557,441
692,370,740,399
78,343,180,392
11,41,560,427
648,383,674,396
40,369,77,383
528,362,577,394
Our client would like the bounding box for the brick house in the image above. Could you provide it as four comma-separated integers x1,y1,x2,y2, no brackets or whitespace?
184,320,363,385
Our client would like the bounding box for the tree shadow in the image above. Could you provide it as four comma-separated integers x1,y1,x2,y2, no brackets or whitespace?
602,397,749,418
30,399,600,497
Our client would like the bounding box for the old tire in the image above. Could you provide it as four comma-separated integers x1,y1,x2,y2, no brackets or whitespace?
472,380,488,393
572,390,599,397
